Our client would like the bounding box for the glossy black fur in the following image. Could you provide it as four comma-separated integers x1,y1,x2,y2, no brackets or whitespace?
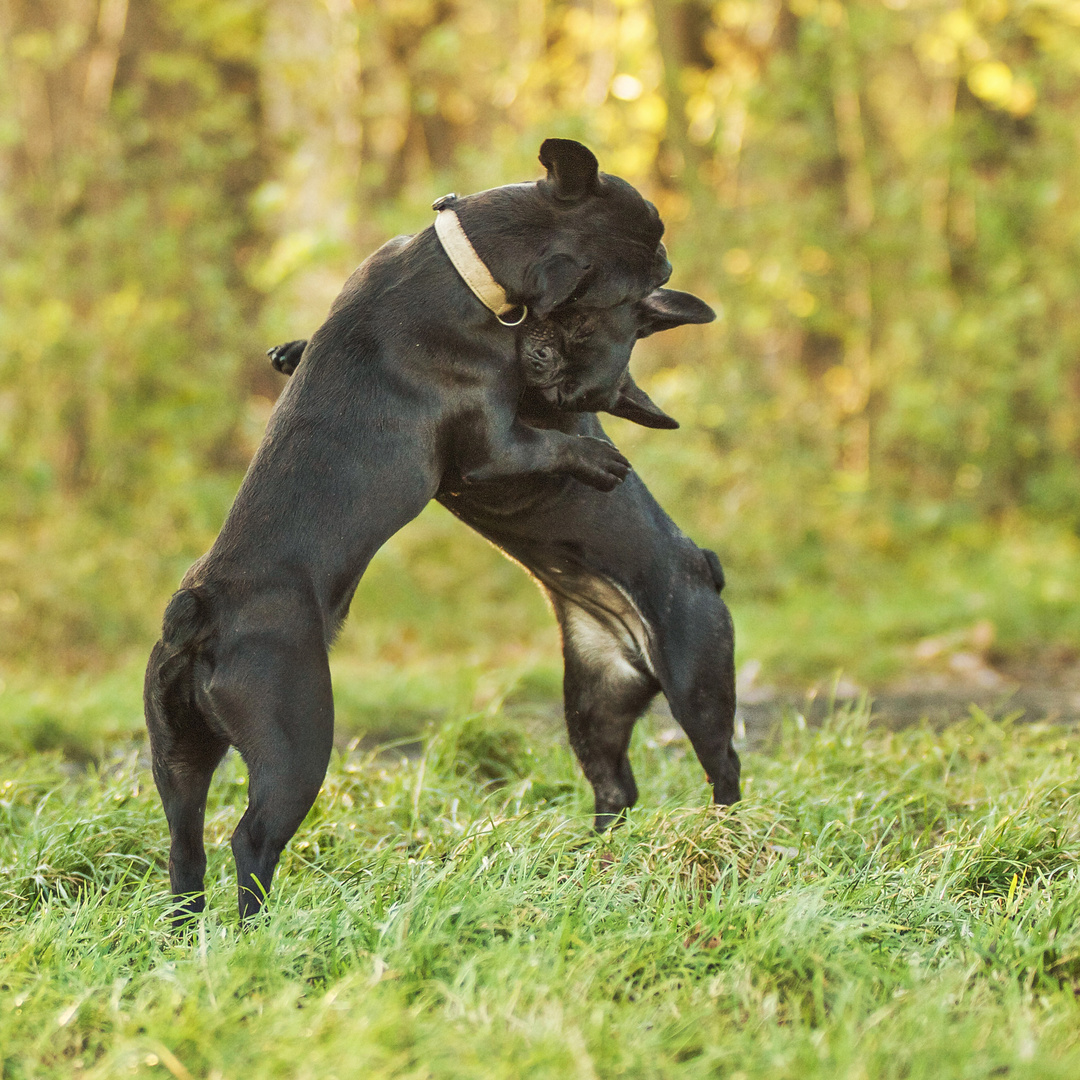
145,140,710,921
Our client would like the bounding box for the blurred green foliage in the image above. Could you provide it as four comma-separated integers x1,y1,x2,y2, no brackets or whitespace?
3,0,1080,682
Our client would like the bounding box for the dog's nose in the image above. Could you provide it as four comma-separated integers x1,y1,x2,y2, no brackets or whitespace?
653,244,672,287
531,345,556,371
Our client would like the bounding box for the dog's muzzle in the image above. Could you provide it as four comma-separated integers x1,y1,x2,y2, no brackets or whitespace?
432,194,527,327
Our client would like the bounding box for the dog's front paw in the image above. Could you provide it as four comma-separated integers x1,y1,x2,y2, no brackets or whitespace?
268,339,308,376
566,435,631,491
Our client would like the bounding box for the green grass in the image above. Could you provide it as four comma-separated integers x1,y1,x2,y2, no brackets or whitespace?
3,692,1080,1078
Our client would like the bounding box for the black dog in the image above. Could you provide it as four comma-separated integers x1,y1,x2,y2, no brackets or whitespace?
440,412,740,831
272,314,740,834
145,140,716,920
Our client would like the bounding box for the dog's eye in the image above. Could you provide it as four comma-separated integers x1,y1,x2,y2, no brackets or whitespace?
566,314,597,342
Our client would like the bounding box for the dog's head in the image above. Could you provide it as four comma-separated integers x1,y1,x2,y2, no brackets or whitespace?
526,139,672,316
459,140,672,322
459,140,713,415
519,287,715,422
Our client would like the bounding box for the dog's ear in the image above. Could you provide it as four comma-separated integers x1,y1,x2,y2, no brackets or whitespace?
523,252,591,319
605,372,679,429
638,288,715,338
539,139,601,202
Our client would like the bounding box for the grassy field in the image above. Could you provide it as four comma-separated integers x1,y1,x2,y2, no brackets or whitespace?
3,682,1080,1079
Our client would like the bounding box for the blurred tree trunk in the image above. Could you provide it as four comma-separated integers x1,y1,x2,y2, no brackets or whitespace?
0,0,128,222
260,0,365,335
649,0,711,189
830,8,873,483
377,0,468,197
922,73,958,283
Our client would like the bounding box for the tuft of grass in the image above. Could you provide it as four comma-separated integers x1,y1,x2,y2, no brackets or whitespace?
2,694,1080,1078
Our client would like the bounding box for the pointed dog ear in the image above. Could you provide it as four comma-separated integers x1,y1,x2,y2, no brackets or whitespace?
638,288,716,338
605,373,679,429
523,252,591,319
539,139,601,202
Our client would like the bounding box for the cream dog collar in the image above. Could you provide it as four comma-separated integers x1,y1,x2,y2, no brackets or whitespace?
433,197,527,327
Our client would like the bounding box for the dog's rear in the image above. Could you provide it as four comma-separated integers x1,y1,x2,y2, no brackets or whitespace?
147,586,210,687
144,587,215,753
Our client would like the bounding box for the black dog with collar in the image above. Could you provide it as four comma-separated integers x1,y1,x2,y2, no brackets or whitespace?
144,140,716,920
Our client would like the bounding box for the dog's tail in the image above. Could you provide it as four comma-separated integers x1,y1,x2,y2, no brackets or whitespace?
144,586,217,745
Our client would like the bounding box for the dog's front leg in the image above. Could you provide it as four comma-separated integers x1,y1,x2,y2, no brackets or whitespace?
266,338,632,490
464,417,631,492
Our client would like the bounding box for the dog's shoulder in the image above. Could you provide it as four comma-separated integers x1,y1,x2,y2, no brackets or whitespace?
327,233,415,313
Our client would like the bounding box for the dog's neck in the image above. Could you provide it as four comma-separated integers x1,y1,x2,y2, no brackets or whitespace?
431,185,565,318
433,202,527,327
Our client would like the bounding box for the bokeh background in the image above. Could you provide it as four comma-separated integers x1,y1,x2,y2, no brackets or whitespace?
3,0,1080,737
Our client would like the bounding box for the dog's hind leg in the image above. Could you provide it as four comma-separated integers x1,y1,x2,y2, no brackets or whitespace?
205,622,335,920
553,596,660,831
649,564,741,806
145,639,229,922
153,730,229,919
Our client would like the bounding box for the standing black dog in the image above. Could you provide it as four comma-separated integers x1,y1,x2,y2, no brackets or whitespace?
145,140,720,920
273,311,740,835
441,413,739,832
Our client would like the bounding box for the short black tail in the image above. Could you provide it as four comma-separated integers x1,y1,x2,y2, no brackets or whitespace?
144,587,216,744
